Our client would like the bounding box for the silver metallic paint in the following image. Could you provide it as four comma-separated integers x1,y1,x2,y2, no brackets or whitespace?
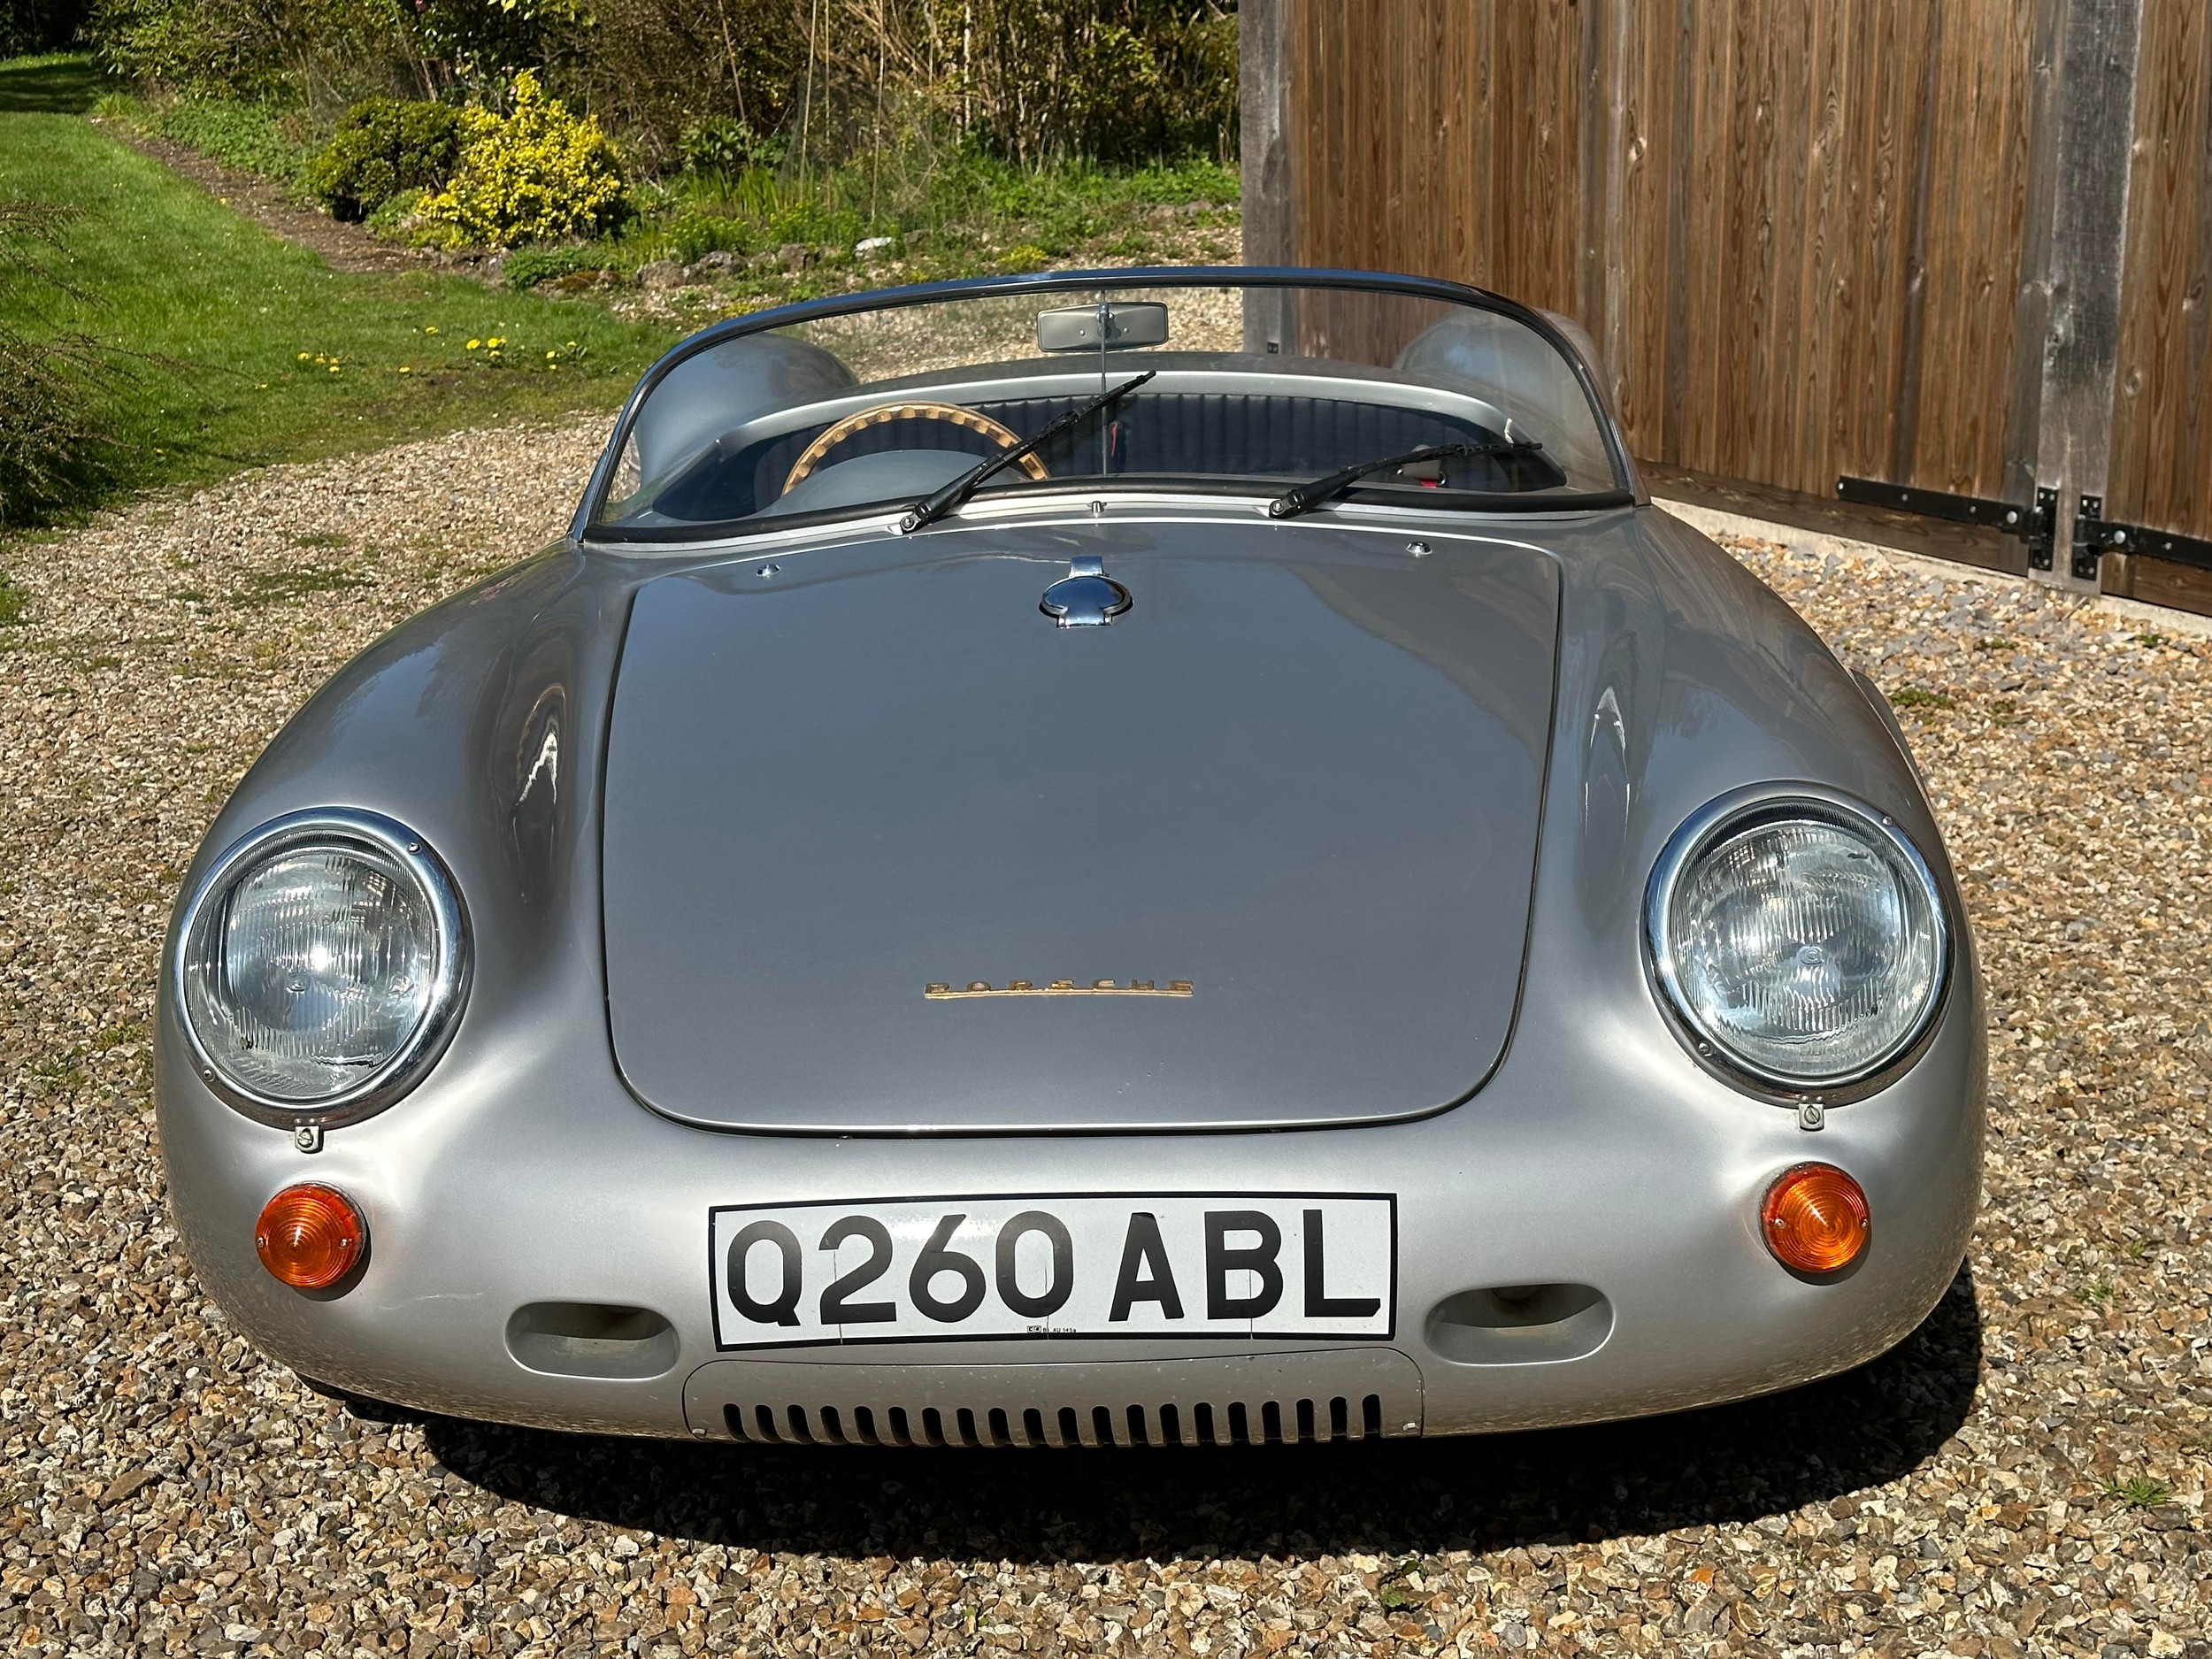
155,489,1983,1440
600,518,1556,1134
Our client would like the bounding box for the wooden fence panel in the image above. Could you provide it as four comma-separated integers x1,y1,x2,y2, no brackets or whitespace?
2110,0,2212,556
1264,0,2212,604
1283,0,2036,503
1909,3,2039,499
1288,0,1594,321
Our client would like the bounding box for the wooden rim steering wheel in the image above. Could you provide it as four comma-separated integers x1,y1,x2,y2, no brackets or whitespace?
780,400,1049,497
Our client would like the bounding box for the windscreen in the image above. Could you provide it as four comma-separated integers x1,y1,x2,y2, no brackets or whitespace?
590,278,1622,536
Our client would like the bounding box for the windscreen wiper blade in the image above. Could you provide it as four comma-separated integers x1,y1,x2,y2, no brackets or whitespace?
900,369,1157,534
1265,436,1538,520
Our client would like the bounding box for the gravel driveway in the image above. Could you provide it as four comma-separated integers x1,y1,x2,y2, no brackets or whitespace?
0,425,2207,1658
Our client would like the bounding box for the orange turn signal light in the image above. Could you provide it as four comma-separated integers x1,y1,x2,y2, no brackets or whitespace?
1761,1164,1870,1274
255,1183,366,1290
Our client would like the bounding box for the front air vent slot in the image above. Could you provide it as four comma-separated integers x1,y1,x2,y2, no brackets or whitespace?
1425,1283,1613,1366
695,1350,1421,1445
718,1391,1389,1448
504,1302,678,1380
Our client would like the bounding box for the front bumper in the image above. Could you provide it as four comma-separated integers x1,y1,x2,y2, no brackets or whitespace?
157,957,1984,1443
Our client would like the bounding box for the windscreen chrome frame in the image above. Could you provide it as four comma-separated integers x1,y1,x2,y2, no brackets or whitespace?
1642,785,1953,1102
572,266,1640,543
173,808,472,1129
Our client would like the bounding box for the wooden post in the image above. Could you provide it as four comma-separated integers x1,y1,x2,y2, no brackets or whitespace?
2012,0,2147,591
1240,0,1297,354
1582,0,1632,410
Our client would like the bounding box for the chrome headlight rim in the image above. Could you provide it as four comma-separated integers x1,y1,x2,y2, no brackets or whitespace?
173,808,471,1127
1645,785,1952,1098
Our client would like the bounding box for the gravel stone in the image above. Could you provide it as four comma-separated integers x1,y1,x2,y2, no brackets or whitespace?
2,450,2208,1655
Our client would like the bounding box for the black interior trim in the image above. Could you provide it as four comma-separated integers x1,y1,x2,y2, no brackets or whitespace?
641,392,1570,526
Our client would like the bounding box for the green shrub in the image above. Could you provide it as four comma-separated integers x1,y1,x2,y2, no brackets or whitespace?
0,201,124,527
678,114,782,176
654,208,754,263
416,71,628,250
0,4,85,58
143,96,311,180
501,244,607,290
86,0,287,97
360,184,425,236
304,99,465,222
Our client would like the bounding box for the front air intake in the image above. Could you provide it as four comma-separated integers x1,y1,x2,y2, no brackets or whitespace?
685,1349,1422,1446
723,1391,1389,1448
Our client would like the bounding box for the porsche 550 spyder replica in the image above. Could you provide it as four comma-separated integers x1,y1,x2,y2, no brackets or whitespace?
157,268,1983,1447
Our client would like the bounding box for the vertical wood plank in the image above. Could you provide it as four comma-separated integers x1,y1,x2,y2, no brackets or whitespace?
2034,0,2148,587
1238,0,1292,268
1793,0,1847,495
1610,0,1672,454
1659,0,1698,465
1681,0,1732,470
1763,0,1811,491
1579,0,1612,342
2111,0,2212,543
2005,0,2068,517
1887,3,1943,486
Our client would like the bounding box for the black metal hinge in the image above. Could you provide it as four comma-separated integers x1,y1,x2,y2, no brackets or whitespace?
1836,478,2057,567
2074,495,2212,577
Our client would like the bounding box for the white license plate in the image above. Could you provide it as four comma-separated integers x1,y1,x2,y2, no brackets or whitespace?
708,1192,1396,1351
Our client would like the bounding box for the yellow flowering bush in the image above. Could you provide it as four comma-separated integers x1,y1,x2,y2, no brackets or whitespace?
415,72,628,250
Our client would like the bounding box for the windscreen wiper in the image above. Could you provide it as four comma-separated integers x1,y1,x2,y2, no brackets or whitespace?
900,369,1157,534
1265,436,1540,520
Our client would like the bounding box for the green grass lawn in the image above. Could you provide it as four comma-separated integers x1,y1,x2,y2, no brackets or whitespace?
0,54,677,521
0,50,101,113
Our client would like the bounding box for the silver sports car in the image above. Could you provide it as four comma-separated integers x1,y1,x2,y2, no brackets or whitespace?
157,268,1983,1448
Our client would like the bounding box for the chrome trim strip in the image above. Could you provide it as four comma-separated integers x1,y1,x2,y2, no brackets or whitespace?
925,979,1194,999
172,808,472,1129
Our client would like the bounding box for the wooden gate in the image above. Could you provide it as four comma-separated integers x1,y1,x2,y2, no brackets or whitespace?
1240,0,2212,614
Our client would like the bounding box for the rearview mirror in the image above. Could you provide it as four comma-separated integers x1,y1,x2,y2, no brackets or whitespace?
1036,302,1171,353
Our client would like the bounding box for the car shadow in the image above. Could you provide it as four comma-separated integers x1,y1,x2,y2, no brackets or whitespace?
419,1264,1981,1561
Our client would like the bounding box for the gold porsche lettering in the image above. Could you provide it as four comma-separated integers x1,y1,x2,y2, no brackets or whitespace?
925,979,1194,999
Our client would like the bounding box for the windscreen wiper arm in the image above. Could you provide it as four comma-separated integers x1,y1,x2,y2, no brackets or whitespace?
900,369,1157,534
1265,436,1539,520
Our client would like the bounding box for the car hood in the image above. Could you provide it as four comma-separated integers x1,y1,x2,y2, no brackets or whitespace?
602,514,1560,1133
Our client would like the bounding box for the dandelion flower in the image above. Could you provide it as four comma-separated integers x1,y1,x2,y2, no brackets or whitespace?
398,365,412,374
425,325,440,334
466,339,481,350
328,363,342,373
297,351,311,362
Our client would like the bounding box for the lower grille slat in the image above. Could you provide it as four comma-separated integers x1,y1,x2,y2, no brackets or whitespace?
688,1350,1423,1447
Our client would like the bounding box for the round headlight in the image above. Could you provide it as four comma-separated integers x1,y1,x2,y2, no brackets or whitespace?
1647,793,1947,1088
177,810,467,1118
